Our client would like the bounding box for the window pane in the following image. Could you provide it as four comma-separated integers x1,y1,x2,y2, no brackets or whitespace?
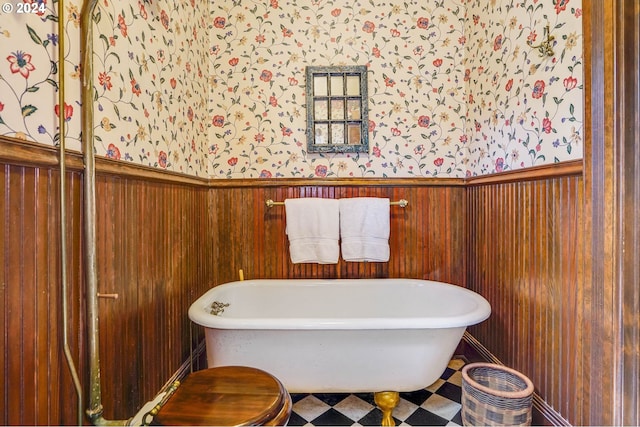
313,75,328,96
314,100,328,120
331,123,345,144
306,65,368,153
330,99,344,120
347,124,361,145
330,75,344,96
346,75,360,96
314,123,328,145
347,100,360,119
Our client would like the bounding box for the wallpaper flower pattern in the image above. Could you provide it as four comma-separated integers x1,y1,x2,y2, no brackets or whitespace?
0,0,582,179
208,0,582,178
0,0,83,149
465,0,583,175
208,0,471,178
91,0,210,176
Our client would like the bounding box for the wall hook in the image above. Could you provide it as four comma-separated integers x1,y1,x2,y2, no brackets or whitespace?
527,24,555,57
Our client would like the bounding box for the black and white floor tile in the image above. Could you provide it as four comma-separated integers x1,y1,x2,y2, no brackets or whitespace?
287,358,466,426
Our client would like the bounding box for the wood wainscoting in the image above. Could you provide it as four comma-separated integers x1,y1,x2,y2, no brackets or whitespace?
208,179,466,285
3,133,629,427
93,172,213,420
1,160,86,425
0,138,214,423
465,164,585,425
1,137,469,424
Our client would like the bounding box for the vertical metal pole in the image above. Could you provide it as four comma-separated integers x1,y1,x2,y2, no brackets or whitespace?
80,0,102,421
59,0,84,424
81,0,129,424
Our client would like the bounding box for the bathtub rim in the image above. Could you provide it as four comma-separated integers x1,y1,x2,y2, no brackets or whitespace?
188,278,491,330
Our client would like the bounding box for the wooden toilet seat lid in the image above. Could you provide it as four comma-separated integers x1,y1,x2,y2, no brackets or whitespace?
153,366,291,426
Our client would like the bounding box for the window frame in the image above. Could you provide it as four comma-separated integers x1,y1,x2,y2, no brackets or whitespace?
305,65,369,154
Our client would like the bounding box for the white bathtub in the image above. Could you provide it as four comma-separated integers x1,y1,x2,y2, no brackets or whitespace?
188,278,490,393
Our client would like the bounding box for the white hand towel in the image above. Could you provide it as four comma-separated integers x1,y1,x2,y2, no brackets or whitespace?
285,198,339,264
339,197,390,262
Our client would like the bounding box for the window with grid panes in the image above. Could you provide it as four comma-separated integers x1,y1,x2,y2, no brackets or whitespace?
305,66,369,153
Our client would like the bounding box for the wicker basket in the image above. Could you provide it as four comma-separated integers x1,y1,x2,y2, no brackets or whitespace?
461,362,534,426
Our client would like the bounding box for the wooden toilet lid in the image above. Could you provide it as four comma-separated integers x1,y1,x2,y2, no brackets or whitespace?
153,366,291,426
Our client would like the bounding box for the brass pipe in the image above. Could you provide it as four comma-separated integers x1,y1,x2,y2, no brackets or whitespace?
266,198,409,207
81,0,130,424
81,2,185,424
59,0,84,424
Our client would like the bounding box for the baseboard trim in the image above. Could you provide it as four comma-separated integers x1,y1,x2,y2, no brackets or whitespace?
462,332,572,427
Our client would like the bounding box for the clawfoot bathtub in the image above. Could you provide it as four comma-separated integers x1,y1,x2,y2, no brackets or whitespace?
189,278,491,424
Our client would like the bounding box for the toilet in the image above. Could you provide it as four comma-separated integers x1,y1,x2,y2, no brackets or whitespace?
153,366,292,426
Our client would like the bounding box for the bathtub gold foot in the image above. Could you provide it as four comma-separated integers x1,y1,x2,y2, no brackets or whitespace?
374,391,399,426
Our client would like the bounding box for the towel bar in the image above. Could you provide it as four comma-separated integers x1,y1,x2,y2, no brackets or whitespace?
265,199,408,208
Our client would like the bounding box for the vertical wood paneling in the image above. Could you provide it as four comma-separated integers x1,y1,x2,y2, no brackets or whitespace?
6,166,23,425
2,148,605,427
484,174,584,424
1,158,214,424
0,166,6,423
209,184,465,285
613,1,639,424
34,169,48,422
22,169,36,423
466,174,584,425
94,176,213,420
1,164,85,425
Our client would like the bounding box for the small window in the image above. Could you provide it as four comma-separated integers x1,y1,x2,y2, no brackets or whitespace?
306,66,369,153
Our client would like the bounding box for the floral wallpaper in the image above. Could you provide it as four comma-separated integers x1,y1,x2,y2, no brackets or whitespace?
0,0,582,179
208,0,470,178
0,0,83,150
465,0,583,175
207,0,582,178
91,0,210,176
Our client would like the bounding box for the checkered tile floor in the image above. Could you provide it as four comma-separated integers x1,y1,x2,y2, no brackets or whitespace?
287,358,466,426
